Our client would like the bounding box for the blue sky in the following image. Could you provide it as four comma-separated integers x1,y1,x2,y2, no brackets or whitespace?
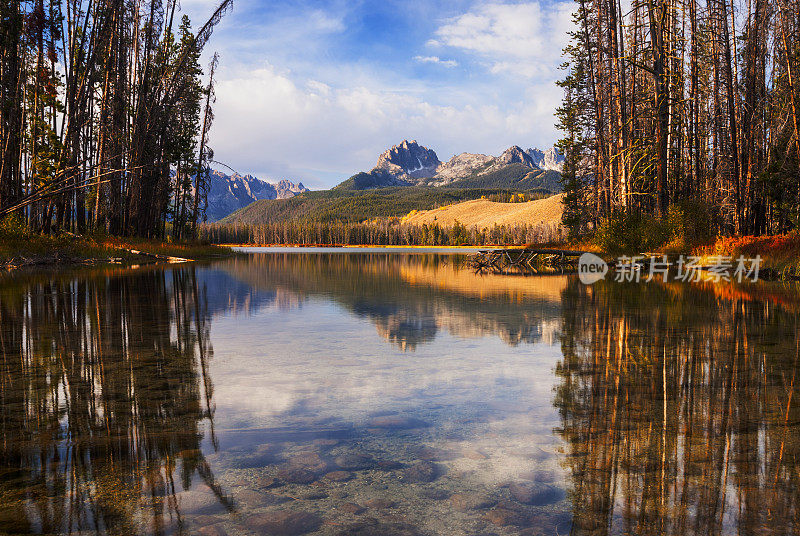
180,0,575,188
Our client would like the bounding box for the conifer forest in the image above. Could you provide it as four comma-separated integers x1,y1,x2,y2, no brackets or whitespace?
0,0,228,239
557,0,800,236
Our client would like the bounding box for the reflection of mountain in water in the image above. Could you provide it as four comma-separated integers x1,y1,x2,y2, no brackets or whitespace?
0,267,229,535
198,268,301,315
208,253,566,350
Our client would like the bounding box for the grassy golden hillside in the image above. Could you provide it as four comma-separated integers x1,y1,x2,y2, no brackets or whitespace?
402,193,565,229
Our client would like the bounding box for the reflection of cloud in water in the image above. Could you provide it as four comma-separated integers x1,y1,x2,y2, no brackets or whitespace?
209,308,567,486
202,253,570,488
206,284,561,490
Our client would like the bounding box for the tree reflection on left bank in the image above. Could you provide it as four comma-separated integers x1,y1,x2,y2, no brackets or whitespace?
0,266,229,535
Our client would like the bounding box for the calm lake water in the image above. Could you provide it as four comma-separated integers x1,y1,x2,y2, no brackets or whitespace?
1,250,799,535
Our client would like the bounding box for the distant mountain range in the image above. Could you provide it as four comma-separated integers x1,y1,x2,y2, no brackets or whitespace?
205,170,308,221
334,140,564,190
210,140,563,223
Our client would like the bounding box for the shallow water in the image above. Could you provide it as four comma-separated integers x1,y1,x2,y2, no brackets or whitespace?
0,251,798,535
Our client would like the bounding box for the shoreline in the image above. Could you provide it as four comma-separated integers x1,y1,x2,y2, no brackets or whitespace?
1,234,237,272
221,243,522,249
4,235,800,280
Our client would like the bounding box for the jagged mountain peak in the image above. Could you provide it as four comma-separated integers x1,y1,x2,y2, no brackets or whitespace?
276,178,306,192
526,146,564,171
499,145,537,168
375,140,440,180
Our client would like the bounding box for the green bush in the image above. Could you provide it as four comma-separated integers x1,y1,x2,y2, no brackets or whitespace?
0,215,29,238
664,200,716,248
594,202,716,254
594,212,664,253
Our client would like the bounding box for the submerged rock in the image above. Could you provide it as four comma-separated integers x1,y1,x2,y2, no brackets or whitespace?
485,508,527,527
419,488,449,500
524,512,573,535
244,511,322,535
462,449,489,460
176,490,225,515
364,498,395,509
403,461,439,483
339,502,365,514
325,470,353,482
197,524,228,536
523,447,555,462
286,451,330,474
227,475,250,488
276,467,317,484
297,490,328,500
335,452,375,470
508,482,565,506
256,476,280,489
519,469,557,483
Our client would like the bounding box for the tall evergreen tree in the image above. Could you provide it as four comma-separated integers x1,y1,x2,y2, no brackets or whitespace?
0,0,232,238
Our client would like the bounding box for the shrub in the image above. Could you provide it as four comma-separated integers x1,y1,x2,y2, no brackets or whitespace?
594,212,664,253
0,215,29,238
593,202,716,254
661,200,717,251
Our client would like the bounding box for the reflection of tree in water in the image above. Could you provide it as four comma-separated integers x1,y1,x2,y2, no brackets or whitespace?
555,280,800,535
0,267,229,535
219,253,563,350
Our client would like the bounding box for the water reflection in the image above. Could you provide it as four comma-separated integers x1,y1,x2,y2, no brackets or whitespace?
1,254,799,536
213,253,564,350
556,280,800,535
0,267,228,534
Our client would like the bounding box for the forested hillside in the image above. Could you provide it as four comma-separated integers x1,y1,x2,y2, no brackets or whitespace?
558,0,800,239
443,165,562,191
0,1,230,239
220,187,550,225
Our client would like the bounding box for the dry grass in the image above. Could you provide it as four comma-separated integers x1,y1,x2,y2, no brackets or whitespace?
692,233,800,279
1,232,234,269
401,194,565,229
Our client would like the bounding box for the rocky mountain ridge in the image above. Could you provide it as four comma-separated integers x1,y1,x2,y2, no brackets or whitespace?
526,146,565,171
338,140,563,190
205,170,307,222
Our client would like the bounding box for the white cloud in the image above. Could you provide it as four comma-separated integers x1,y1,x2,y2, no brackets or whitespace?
414,55,459,67
210,63,562,188
305,9,346,33
433,2,573,78
189,2,575,187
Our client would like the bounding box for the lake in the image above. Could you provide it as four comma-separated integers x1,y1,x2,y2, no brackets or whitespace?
0,250,798,535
